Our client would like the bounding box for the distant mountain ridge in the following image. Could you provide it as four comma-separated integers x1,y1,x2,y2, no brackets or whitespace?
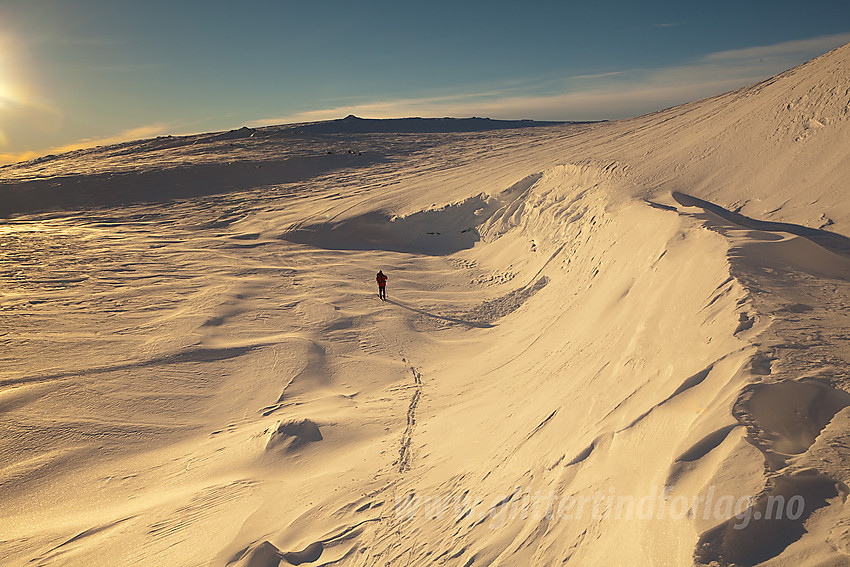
285,114,581,134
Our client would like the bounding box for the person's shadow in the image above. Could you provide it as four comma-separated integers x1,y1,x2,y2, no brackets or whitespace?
384,299,494,328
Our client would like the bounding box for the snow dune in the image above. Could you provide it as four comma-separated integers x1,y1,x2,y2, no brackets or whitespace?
1,44,850,567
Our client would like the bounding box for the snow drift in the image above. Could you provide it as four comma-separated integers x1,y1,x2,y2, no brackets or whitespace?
2,44,850,567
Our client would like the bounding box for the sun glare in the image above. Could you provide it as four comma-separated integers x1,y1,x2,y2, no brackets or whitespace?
0,81,11,110
0,35,13,108
0,61,10,108
0,33,32,113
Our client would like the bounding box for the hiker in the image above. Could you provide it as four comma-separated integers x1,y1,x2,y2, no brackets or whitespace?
376,270,388,301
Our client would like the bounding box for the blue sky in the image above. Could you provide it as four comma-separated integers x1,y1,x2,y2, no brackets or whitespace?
0,0,849,163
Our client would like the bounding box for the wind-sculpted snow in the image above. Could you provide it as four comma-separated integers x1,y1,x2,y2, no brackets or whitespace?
3,43,850,567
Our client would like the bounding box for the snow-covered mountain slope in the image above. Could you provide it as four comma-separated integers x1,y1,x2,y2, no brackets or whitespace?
1,44,849,567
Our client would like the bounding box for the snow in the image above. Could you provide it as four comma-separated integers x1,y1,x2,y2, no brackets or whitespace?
1,43,850,567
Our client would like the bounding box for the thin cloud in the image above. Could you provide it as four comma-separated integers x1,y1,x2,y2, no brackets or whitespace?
57,123,173,150
0,149,39,164
249,75,742,126
0,123,172,165
569,71,624,81
246,90,514,127
248,32,850,126
702,32,850,62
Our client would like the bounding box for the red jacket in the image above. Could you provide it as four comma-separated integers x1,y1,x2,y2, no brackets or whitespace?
376,272,387,286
